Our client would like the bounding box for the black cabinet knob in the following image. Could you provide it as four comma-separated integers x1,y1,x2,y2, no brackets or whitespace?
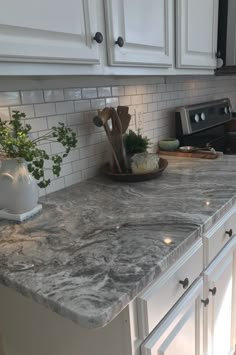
226,229,233,237
93,32,103,44
209,287,217,296
201,298,210,307
179,278,189,289
115,36,124,47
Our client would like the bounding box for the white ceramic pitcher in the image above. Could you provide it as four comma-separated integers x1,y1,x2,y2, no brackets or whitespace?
0,158,38,214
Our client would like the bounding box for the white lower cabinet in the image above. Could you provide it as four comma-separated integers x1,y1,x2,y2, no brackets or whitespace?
141,278,204,355
139,207,236,355
203,237,236,355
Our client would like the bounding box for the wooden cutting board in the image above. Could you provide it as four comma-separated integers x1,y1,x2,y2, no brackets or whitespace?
158,150,222,160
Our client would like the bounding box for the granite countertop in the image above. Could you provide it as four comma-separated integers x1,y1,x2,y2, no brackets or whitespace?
1,156,236,329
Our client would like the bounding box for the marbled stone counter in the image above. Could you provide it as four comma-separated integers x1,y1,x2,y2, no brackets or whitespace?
1,156,236,329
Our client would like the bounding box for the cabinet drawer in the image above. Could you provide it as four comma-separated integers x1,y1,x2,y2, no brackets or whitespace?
137,240,203,339
141,278,203,355
204,206,236,266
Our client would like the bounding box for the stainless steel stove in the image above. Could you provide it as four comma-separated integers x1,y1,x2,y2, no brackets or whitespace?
175,98,236,154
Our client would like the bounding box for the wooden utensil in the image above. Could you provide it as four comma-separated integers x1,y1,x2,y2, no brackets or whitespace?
110,107,129,172
93,108,122,173
117,106,131,134
93,106,130,173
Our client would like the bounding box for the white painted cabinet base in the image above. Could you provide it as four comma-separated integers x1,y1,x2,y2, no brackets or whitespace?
141,278,204,355
203,237,236,355
0,285,138,355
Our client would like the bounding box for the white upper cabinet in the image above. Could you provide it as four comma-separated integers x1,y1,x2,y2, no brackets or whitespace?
0,0,103,64
0,0,219,74
104,0,174,67
176,0,219,69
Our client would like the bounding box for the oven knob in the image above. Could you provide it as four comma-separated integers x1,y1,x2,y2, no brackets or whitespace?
194,114,200,123
201,112,206,121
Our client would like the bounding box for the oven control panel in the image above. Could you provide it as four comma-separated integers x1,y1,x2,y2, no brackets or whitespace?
176,98,232,136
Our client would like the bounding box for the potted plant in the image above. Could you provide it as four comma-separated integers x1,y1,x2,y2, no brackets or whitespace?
123,129,160,174
0,111,77,214
123,129,150,156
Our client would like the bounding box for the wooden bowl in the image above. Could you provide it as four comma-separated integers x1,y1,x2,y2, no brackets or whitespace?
102,158,168,182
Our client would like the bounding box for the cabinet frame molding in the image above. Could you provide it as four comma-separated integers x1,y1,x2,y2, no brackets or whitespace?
176,0,219,69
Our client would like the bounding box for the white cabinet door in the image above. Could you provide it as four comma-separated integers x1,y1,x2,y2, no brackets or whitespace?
0,0,103,64
204,237,236,355
104,0,174,67
176,0,219,69
142,279,204,355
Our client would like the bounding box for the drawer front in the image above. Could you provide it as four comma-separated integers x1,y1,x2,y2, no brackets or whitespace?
137,240,203,339
141,278,203,355
204,207,236,267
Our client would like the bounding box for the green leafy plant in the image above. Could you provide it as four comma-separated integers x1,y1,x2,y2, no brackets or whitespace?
124,129,150,156
0,111,78,188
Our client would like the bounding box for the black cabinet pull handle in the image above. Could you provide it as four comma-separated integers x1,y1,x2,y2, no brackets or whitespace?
179,278,189,289
226,229,233,237
115,36,124,47
201,298,210,307
93,32,103,44
209,287,217,296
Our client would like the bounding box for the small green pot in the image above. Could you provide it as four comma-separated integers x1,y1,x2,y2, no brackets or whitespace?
158,138,180,151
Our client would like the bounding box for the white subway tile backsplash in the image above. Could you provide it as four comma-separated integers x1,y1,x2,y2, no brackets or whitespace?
46,177,65,194
112,86,125,96
119,96,131,106
44,89,64,102
0,107,10,121
67,113,84,126
10,105,35,119
105,97,119,107
82,166,100,180
0,92,20,107
125,86,137,96
98,87,111,97
21,90,44,104
38,143,51,155
25,117,48,132
136,85,147,95
72,158,89,172
62,148,80,164
142,94,153,104
65,171,82,187
82,88,97,99
91,98,106,110
131,95,143,105
56,101,74,115
74,100,91,112
59,163,73,177
64,88,82,101
47,115,67,129
34,103,56,117
1,76,236,195
51,141,66,154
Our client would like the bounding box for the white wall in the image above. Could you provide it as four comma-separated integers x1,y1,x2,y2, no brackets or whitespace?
0,75,236,196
